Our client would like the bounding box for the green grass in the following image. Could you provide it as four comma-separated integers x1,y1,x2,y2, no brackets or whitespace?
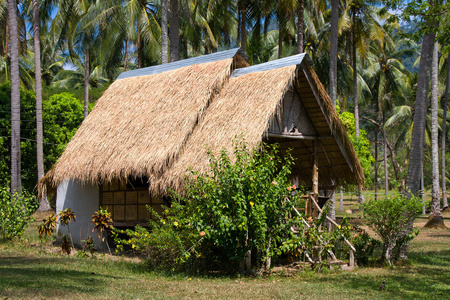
1,209,449,299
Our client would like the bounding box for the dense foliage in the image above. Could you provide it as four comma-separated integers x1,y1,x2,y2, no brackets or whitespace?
363,194,424,264
0,83,85,193
0,186,37,241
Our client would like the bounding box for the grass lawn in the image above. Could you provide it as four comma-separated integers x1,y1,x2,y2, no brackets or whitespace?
1,201,449,299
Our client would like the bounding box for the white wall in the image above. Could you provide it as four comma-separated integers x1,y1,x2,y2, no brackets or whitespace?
56,179,103,248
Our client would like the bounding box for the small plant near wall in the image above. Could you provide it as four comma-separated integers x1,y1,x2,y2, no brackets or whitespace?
77,236,95,258
37,214,57,251
58,208,76,251
92,207,113,257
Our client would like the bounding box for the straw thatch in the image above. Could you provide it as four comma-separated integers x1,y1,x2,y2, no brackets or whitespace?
42,58,234,191
40,51,364,200
151,62,364,194
151,65,298,194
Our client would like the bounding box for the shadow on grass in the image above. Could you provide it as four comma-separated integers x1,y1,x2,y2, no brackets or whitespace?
0,256,124,298
315,267,448,299
410,249,450,267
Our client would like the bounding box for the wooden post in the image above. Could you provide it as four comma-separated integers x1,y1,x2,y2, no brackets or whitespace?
349,249,355,267
312,140,319,217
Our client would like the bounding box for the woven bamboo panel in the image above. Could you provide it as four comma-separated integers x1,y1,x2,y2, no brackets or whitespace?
138,190,150,204
114,192,125,204
114,205,125,220
126,191,138,204
125,205,138,221
102,192,114,204
138,205,151,220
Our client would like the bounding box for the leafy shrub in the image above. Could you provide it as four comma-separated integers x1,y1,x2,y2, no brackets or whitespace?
0,186,37,241
115,139,303,272
172,140,302,270
350,225,381,266
363,193,423,264
114,221,193,271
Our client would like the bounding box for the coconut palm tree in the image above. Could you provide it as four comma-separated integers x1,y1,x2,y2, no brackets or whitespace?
8,0,21,194
430,41,440,212
363,23,416,197
31,0,51,211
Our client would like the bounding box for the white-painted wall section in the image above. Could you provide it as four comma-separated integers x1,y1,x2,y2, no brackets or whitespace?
56,179,102,247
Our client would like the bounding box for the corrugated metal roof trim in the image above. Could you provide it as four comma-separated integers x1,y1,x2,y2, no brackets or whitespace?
117,48,245,80
230,53,307,78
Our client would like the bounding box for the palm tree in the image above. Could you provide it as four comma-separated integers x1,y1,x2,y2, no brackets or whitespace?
442,52,449,210
8,0,21,194
169,0,178,62
329,0,339,107
430,41,440,212
32,0,51,211
364,24,415,197
161,0,168,64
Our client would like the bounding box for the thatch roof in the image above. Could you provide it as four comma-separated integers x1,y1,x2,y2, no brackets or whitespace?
152,56,364,194
151,65,299,194
40,49,363,198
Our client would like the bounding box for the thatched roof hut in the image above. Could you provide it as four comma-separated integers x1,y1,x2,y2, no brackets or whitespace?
40,48,363,232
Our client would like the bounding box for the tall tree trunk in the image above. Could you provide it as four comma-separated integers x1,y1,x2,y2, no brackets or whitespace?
352,9,363,205
329,0,339,107
124,37,128,71
138,32,143,68
169,0,179,62
278,26,283,59
328,0,339,220
84,48,89,119
338,185,344,212
442,53,450,209
352,10,359,138
399,32,435,260
296,0,304,54
9,0,21,194
240,8,246,53
382,112,388,197
374,125,378,200
430,41,440,212
161,0,169,64
33,0,51,211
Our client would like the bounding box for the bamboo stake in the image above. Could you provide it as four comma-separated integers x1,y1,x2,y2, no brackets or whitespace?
309,195,356,252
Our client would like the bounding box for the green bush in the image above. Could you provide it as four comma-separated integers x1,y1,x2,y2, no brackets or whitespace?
115,139,303,272
172,140,302,270
0,186,38,241
363,193,423,264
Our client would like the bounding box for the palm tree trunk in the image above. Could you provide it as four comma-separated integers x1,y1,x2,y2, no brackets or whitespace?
169,0,179,62
338,185,344,212
296,0,304,54
430,41,440,212
278,26,283,59
352,9,359,138
351,9,363,205
383,112,388,197
33,0,51,211
399,32,435,260
442,53,450,209
240,8,246,53
374,124,378,200
161,0,169,64
8,0,21,194
329,0,339,107
328,0,339,220
84,48,89,119
124,37,128,71
138,31,143,68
